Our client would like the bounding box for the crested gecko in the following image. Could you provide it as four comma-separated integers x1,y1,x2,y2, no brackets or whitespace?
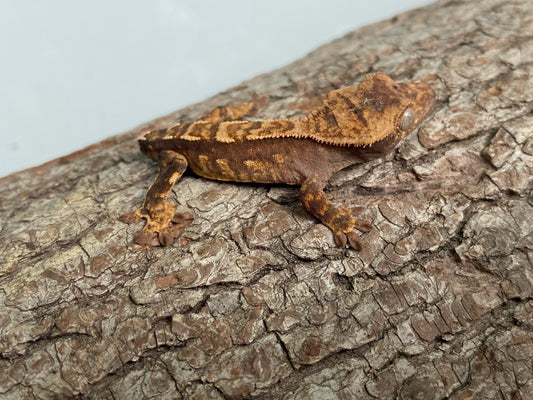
120,72,434,249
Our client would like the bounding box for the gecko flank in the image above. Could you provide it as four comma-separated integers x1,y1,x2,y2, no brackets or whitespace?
120,72,435,249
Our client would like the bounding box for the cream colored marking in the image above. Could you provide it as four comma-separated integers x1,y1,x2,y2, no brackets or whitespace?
159,123,181,140
197,155,210,170
247,119,292,140
162,125,179,140
215,158,234,176
273,153,286,163
243,159,265,171
214,124,234,143
169,171,182,184
180,122,211,141
180,134,203,141
215,121,251,143
217,120,296,143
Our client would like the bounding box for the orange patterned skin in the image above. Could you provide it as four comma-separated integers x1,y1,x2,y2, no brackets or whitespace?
120,73,434,249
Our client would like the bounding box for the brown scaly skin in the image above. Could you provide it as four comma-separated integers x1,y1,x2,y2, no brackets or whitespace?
120,72,435,249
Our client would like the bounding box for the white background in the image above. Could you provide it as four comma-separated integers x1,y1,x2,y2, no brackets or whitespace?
0,0,433,177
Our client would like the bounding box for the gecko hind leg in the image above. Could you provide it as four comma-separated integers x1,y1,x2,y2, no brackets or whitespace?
299,179,371,250
120,150,192,246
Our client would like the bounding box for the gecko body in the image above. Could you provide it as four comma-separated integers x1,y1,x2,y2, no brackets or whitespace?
121,73,435,249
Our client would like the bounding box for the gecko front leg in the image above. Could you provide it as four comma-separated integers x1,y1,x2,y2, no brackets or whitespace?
299,178,371,250
120,150,192,246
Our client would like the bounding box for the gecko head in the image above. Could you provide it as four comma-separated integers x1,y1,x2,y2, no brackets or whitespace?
322,72,435,146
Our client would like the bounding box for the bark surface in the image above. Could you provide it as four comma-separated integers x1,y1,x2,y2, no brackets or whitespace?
1,0,532,399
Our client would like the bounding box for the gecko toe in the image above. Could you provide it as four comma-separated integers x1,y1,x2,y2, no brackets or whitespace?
159,231,175,246
134,230,160,247
346,231,363,250
334,231,363,250
334,233,348,248
119,210,141,224
125,211,192,247
171,212,194,227
354,219,372,232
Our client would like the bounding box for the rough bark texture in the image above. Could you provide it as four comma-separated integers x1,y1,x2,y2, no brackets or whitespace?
1,0,532,399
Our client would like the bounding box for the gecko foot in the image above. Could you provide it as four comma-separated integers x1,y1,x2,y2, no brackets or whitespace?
120,208,193,247
327,209,371,250
334,231,363,250
332,216,371,250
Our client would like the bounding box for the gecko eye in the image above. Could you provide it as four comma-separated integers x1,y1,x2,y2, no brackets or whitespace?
399,107,415,131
